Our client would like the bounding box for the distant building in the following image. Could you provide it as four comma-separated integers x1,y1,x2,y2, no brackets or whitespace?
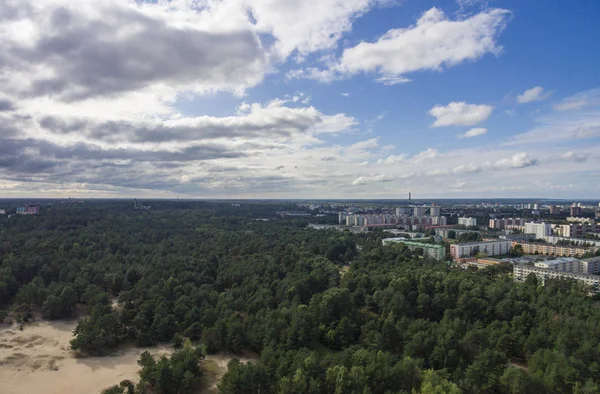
395,207,409,216
436,228,480,238
430,205,441,217
514,264,600,290
382,238,446,261
463,257,504,269
553,221,598,238
549,205,561,215
413,206,424,217
489,218,526,229
16,206,39,215
0,209,5,215
567,217,595,224
458,217,477,227
524,222,552,239
450,240,511,261
544,235,600,248
515,241,598,257
571,205,583,216
534,256,600,275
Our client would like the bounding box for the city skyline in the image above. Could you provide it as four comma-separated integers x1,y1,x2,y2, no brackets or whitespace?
1,0,600,199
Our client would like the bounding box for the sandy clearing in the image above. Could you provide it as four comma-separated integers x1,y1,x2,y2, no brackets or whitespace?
0,319,257,394
0,320,173,394
203,353,257,393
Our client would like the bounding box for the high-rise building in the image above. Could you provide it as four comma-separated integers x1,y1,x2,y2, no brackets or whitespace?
458,217,477,227
524,222,552,239
430,205,441,217
488,218,526,229
413,206,424,217
396,207,408,216
571,205,583,216
549,205,560,215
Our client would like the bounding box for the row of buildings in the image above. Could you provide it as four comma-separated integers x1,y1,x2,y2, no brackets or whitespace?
514,241,599,257
339,206,447,230
0,206,40,215
490,217,600,239
16,206,40,215
514,256,600,290
448,238,599,261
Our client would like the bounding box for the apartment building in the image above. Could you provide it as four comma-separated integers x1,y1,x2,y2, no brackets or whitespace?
515,241,598,257
489,218,526,229
458,217,477,227
524,222,552,239
450,240,511,261
514,264,600,289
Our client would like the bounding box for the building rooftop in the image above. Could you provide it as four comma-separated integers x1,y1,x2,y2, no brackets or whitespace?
453,240,510,246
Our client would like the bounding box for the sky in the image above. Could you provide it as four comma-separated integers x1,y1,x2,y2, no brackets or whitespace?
1,0,600,199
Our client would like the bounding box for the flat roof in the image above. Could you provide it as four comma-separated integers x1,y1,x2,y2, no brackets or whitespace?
452,240,510,246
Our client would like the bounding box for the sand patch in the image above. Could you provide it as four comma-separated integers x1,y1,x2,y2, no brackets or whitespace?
202,353,257,394
0,320,173,394
1,319,257,394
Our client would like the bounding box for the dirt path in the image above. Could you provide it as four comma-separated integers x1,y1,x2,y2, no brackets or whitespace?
0,319,256,394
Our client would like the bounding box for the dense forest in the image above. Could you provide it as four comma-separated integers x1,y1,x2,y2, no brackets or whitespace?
2,201,600,393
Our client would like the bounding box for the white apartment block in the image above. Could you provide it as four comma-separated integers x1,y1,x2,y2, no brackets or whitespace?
567,217,596,224
525,222,552,239
545,235,600,248
533,257,600,275
458,217,477,227
430,206,441,217
450,240,511,261
514,264,600,289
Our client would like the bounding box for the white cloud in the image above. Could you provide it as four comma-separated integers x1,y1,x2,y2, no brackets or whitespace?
560,151,589,163
374,75,412,86
292,7,510,83
517,86,552,103
553,89,600,111
494,152,538,169
249,0,383,59
429,102,493,127
340,92,351,97
352,174,394,185
508,89,600,145
413,148,439,161
458,127,488,138
377,154,406,164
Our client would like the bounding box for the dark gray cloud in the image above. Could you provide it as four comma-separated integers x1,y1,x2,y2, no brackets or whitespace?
36,112,321,143
2,3,267,100
0,99,14,111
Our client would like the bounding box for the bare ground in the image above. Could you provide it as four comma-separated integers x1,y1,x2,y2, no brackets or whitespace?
0,319,256,394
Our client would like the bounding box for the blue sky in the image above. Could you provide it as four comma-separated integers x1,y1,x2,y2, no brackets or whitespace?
1,0,600,198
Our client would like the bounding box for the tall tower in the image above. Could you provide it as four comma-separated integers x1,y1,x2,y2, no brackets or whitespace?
409,192,411,201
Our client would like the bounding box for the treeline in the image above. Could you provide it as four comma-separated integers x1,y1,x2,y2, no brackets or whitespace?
2,202,600,393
